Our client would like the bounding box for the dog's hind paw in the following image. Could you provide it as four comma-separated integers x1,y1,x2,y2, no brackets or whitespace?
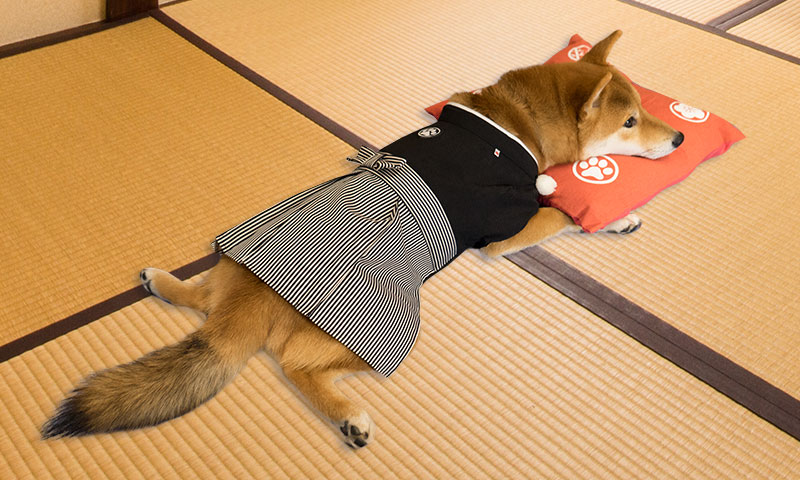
337,411,374,449
139,268,171,304
601,213,642,235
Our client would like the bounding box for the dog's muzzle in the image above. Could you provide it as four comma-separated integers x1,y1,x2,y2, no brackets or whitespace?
672,132,685,148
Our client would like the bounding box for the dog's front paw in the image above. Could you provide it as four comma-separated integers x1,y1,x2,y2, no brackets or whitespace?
481,242,507,258
602,213,641,234
337,411,374,449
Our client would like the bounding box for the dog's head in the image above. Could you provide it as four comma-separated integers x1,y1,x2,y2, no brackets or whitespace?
451,31,684,171
574,31,684,160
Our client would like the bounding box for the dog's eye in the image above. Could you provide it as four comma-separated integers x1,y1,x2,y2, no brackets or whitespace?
624,117,637,128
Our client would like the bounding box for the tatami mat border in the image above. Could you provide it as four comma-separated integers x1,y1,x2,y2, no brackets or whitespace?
617,0,800,64
0,12,148,60
0,254,219,363
707,0,789,30
507,247,800,442
3,8,799,446
150,10,374,152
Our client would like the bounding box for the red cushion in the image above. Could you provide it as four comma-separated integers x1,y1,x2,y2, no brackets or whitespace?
425,34,745,233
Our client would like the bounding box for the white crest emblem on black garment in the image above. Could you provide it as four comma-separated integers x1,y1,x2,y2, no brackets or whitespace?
418,127,441,138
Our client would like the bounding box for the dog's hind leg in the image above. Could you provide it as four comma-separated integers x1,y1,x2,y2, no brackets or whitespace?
283,367,374,449
274,318,374,448
140,267,209,313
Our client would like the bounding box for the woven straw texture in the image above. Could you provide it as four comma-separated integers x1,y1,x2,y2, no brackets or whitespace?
4,258,800,479
3,2,800,478
164,0,800,400
730,1,800,57
622,0,751,23
620,0,749,23
0,18,353,345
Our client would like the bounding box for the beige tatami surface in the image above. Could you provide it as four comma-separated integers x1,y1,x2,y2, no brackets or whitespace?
0,18,353,345
729,1,800,57
2,1,800,478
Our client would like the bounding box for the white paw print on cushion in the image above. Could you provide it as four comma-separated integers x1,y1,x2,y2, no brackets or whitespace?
670,101,709,123
568,44,590,61
573,156,619,184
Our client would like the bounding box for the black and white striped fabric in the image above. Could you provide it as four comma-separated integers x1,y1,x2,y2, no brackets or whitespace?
215,103,541,376
214,146,457,376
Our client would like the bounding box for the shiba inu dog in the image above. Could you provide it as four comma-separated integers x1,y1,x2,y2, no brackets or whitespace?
42,31,682,449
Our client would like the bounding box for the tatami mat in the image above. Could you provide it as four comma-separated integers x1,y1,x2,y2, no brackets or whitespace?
3,256,799,479
0,18,353,345
621,0,751,24
729,1,800,57
163,0,800,400
4,2,800,478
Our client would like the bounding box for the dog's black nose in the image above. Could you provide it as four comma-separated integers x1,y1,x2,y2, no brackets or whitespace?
672,132,685,148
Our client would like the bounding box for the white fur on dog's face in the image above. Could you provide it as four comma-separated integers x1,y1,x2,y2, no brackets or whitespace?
582,121,679,159
582,128,643,158
635,137,681,159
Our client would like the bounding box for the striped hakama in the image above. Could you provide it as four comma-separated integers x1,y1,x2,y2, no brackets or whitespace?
214,147,457,376
214,103,540,376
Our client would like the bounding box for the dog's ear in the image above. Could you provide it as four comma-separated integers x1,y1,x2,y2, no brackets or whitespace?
580,30,622,66
580,72,613,121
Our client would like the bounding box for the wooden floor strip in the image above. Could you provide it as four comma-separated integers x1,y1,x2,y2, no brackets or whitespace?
0,254,219,363
728,0,800,58
508,247,800,442
707,0,789,30
617,0,800,64
0,13,147,60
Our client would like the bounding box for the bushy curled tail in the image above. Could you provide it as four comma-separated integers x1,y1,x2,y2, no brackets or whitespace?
42,331,244,438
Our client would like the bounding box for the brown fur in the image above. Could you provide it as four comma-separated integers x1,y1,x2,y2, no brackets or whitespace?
455,31,681,252
43,257,374,447
42,31,680,448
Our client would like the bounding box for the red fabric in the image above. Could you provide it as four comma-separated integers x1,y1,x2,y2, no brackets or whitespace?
424,34,745,232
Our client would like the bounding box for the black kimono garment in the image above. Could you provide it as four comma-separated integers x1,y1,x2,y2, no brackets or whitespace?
214,103,540,376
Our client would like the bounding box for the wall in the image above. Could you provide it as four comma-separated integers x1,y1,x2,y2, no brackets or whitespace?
0,0,172,47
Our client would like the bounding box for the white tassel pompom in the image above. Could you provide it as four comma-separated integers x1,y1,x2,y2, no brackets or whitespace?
536,174,557,195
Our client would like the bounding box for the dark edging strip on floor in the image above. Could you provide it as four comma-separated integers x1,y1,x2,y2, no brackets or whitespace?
617,0,800,66
708,0,788,31
0,12,149,60
508,247,800,442
2,8,798,443
150,10,375,152
0,9,369,363
0,254,219,363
